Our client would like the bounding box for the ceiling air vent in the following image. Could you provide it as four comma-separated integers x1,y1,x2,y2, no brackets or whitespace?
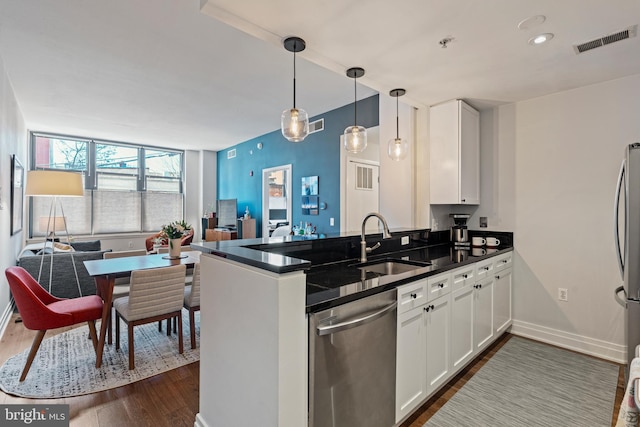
573,25,637,54
308,118,324,134
227,149,236,159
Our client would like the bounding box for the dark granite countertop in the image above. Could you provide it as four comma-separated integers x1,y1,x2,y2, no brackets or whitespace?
191,229,514,313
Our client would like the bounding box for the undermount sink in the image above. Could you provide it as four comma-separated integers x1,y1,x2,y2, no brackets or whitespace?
357,259,430,276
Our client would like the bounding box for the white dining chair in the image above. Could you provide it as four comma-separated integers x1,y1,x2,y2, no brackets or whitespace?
113,264,186,370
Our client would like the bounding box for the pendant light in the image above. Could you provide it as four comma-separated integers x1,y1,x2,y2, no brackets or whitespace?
388,88,409,161
343,67,367,153
281,37,309,142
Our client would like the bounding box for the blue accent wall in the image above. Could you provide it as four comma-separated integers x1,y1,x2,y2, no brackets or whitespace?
217,94,379,237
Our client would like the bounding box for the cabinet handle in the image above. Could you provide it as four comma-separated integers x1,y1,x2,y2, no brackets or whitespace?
424,306,430,312
424,305,435,312
484,266,490,271
438,283,445,288
474,284,483,289
495,275,501,280
462,274,467,279
410,293,417,299
431,305,435,310
502,260,508,264
462,199,466,202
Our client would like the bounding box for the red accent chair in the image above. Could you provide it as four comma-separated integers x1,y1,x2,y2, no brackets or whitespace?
5,266,104,381
145,228,194,252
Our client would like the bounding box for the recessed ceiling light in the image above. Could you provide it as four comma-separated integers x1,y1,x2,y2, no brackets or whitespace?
518,15,546,30
528,33,554,45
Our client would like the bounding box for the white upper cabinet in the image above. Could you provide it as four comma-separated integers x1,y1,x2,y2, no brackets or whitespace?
429,99,480,205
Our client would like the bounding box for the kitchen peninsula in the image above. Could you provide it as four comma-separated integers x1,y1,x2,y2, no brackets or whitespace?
191,229,513,427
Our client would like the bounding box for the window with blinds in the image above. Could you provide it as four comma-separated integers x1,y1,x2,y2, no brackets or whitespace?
29,132,184,237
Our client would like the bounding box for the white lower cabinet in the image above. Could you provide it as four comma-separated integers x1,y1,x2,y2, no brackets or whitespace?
425,293,450,394
396,251,513,423
473,276,494,352
396,278,451,422
494,267,513,334
450,282,474,372
396,302,427,421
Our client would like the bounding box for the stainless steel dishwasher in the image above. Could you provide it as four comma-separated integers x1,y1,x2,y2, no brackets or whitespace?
309,289,397,427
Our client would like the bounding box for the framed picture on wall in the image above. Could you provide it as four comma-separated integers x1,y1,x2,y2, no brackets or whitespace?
10,154,24,235
302,176,318,196
302,195,319,215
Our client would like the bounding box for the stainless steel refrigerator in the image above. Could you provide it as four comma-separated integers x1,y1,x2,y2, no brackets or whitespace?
614,143,640,371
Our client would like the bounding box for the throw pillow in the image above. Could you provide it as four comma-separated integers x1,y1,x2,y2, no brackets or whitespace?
70,240,101,251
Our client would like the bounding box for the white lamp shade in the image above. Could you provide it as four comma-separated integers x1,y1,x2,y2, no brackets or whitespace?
39,216,67,232
281,108,309,142
25,170,84,197
388,137,409,161
343,125,367,153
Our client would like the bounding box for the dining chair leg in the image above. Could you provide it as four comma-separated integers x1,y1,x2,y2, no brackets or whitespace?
115,312,121,351
107,306,113,345
166,319,171,336
128,324,135,370
177,313,183,354
158,320,162,332
87,320,98,352
20,330,46,382
189,309,196,349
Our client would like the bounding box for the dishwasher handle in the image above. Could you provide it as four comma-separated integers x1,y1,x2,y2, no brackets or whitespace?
316,301,397,336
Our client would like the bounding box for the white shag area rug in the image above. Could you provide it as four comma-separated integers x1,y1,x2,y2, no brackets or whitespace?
0,310,199,398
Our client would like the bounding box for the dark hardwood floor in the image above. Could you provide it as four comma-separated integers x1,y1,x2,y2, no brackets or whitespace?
0,314,626,426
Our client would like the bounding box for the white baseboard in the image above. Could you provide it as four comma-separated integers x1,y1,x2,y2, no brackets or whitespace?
0,301,14,341
511,319,626,364
194,413,210,427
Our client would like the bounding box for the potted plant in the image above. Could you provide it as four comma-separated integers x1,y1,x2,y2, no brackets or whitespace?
161,220,192,258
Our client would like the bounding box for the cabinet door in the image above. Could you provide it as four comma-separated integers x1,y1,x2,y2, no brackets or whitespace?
429,100,459,204
396,307,427,422
494,267,513,334
425,294,450,394
450,285,474,373
474,277,494,352
459,101,480,204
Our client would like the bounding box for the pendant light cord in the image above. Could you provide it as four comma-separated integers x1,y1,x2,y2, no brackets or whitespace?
396,94,399,140
292,45,297,109
353,75,357,126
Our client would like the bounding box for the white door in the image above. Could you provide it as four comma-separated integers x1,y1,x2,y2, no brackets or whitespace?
345,160,380,233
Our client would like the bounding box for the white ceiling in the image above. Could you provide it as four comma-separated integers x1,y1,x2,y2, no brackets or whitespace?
1,0,639,151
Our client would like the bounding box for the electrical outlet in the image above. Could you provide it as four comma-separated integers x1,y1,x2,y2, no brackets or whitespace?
330,218,334,226
558,288,568,301
401,236,409,245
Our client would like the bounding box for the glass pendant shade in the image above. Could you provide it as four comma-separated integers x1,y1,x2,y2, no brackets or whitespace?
388,88,408,161
344,125,367,153
388,137,408,161
281,36,308,143
281,107,309,142
344,67,367,153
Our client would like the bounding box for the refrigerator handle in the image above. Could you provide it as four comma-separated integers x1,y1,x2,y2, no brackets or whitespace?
614,159,625,278
615,285,627,308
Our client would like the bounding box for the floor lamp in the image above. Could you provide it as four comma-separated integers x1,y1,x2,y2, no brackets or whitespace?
25,170,84,296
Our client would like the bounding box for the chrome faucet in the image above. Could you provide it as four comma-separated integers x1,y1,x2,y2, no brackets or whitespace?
360,212,392,263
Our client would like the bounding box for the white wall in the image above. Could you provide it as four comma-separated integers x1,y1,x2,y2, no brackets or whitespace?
478,74,640,362
0,54,27,335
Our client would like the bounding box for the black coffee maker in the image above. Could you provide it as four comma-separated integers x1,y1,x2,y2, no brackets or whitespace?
450,213,470,247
